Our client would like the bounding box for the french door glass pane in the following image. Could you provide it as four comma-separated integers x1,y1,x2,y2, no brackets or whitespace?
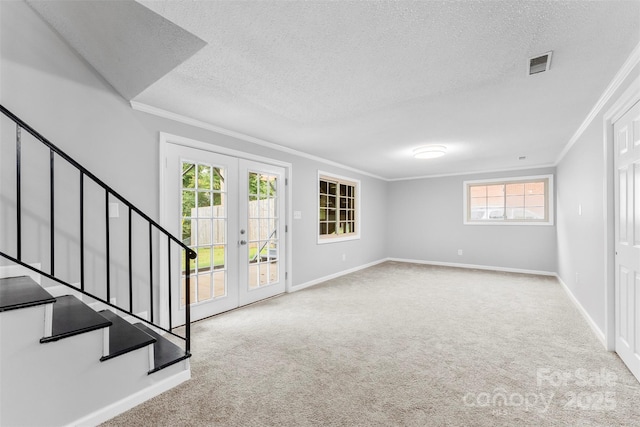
181,161,227,306
248,171,279,289
198,164,212,190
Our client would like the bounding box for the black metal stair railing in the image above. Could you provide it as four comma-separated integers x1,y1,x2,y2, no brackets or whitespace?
0,104,196,357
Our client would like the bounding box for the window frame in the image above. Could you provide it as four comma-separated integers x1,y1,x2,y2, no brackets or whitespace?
463,174,554,226
317,171,361,244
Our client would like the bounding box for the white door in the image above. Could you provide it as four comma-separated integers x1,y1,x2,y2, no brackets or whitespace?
614,99,640,381
164,144,286,324
238,160,286,306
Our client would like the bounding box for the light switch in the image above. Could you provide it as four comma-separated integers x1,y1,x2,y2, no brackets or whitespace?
109,202,120,218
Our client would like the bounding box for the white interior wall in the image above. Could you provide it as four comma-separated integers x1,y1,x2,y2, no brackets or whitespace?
135,113,390,287
556,61,640,339
387,168,558,274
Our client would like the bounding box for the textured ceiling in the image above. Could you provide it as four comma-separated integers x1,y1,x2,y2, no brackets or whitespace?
139,1,585,124
32,1,640,179
26,0,206,100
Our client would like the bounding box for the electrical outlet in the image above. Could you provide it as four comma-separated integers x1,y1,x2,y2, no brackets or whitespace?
457,249,463,256
575,272,579,284
342,253,346,261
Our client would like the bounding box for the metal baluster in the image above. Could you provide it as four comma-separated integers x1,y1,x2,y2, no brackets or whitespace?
129,207,133,313
16,125,21,260
50,150,55,275
168,236,172,330
105,190,111,302
80,172,85,291
149,222,154,323
185,250,191,354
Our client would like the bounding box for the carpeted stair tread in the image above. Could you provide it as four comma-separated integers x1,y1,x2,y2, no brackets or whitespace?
99,310,157,361
40,295,112,343
134,323,189,373
0,276,55,312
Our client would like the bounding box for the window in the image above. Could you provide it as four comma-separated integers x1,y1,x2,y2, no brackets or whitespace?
318,171,360,243
463,174,554,225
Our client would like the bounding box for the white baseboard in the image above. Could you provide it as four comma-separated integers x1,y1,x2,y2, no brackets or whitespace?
387,257,557,276
555,275,607,349
45,284,84,300
65,365,191,427
289,258,388,292
88,301,110,312
91,298,118,313
119,310,149,325
290,257,556,293
0,263,42,284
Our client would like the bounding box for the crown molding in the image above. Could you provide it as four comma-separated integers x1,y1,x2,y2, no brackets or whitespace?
130,101,387,181
555,42,640,165
388,163,557,182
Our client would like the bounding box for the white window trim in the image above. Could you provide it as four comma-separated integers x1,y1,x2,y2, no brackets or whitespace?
463,174,554,226
317,170,361,244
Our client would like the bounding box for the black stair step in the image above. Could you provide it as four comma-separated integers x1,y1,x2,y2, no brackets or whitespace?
0,276,56,312
98,310,157,362
134,323,190,374
40,295,112,343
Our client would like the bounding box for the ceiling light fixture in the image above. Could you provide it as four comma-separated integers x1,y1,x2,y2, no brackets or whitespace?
413,145,447,159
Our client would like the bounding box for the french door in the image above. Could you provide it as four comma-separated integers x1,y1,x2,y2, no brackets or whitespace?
164,143,286,324
614,99,640,382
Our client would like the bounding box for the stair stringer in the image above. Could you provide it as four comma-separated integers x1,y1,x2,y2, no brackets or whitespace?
0,296,190,427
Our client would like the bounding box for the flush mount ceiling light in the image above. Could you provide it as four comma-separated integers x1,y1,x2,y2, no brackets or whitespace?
413,145,447,159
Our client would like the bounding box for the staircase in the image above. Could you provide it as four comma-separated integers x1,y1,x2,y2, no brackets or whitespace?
0,105,196,426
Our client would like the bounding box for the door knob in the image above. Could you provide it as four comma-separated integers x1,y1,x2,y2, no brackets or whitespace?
240,240,247,245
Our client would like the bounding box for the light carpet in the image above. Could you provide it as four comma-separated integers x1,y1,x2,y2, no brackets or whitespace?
102,261,640,426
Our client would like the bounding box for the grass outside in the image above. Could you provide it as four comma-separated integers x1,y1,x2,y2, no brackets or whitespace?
182,246,265,271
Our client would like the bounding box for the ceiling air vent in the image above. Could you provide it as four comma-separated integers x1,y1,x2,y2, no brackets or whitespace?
528,51,552,75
